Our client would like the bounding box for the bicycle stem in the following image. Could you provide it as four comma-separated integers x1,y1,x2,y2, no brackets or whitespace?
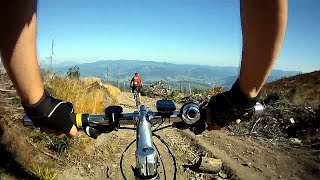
135,105,159,179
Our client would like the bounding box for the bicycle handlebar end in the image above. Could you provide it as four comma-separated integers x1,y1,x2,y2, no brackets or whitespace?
180,102,201,125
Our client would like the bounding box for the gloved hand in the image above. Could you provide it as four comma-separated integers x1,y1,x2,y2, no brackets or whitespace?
206,79,260,129
22,90,77,136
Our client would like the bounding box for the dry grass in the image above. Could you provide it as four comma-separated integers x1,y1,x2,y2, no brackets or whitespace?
0,72,122,178
68,136,93,159
262,70,320,108
82,77,121,97
82,77,102,84
28,164,58,180
101,84,121,97
45,76,119,114
207,86,223,96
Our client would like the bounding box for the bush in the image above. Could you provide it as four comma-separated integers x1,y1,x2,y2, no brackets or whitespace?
140,87,148,96
45,75,118,114
29,164,58,180
66,65,80,79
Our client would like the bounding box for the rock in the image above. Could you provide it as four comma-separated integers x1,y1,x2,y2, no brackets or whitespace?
190,157,223,174
255,167,263,172
241,162,252,167
279,175,282,179
289,118,295,124
215,176,225,180
218,171,228,179
289,138,302,145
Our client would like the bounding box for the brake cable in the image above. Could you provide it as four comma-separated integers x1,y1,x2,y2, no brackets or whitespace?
152,132,177,180
153,141,167,180
120,139,135,180
120,138,167,180
119,126,177,180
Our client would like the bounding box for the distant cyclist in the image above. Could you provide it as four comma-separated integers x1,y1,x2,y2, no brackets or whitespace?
130,72,143,103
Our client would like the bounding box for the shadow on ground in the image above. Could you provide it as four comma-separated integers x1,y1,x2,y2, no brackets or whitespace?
0,119,36,179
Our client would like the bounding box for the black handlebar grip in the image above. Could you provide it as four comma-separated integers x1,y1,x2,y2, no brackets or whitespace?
70,113,89,129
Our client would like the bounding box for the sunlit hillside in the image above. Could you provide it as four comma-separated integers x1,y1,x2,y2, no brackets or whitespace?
262,70,320,108
45,76,120,114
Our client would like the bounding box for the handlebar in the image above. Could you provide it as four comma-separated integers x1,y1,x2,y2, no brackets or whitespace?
22,100,265,130
70,110,183,129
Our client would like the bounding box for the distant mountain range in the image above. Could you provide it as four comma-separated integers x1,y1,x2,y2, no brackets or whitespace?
51,60,300,90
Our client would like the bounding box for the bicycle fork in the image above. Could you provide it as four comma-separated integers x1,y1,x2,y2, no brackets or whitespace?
135,105,159,180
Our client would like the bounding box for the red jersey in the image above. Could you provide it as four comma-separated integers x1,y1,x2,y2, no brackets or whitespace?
131,75,142,87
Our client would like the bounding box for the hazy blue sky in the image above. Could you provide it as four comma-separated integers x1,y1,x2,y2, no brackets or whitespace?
37,0,320,72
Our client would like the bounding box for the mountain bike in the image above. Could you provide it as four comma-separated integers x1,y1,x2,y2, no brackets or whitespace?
22,100,264,180
133,87,140,108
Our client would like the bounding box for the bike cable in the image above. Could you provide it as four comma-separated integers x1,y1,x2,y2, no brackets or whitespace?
152,118,166,130
120,137,168,180
152,121,177,179
152,124,172,133
153,141,167,180
120,138,136,180
152,132,177,180
119,126,177,180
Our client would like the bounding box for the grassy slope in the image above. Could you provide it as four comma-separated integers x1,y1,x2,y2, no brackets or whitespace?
262,70,320,108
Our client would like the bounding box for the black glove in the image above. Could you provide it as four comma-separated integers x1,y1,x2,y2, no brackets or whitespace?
207,79,260,127
22,90,74,134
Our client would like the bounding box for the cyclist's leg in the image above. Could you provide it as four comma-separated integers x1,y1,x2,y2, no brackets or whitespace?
239,0,287,97
131,86,135,98
137,87,141,104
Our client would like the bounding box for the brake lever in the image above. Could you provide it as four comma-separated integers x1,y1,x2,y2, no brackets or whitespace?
84,124,118,139
189,104,207,135
84,126,100,139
